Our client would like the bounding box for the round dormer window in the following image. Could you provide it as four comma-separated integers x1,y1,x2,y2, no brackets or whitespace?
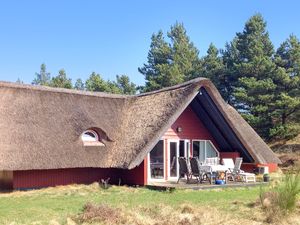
81,130,104,146
82,130,98,142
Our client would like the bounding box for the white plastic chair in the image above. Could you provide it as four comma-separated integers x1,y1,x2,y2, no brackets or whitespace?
225,157,256,183
222,158,235,170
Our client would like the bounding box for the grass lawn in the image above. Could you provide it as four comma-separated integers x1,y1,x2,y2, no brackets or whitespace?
0,183,299,225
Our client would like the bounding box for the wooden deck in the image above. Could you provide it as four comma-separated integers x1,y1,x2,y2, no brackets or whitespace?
147,179,265,191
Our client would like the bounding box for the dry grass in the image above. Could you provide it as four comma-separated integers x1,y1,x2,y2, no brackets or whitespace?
0,183,299,225
73,202,264,225
270,133,300,173
73,197,300,225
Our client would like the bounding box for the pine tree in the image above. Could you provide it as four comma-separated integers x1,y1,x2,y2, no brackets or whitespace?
32,63,51,86
200,44,228,100
270,35,300,139
222,39,240,104
106,80,122,94
139,23,200,92
74,78,85,90
114,75,136,95
168,22,200,81
232,14,277,139
85,72,110,92
138,30,173,92
50,69,72,89
16,78,23,84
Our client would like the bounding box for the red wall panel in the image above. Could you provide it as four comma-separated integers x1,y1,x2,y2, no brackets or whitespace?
162,106,220,150
219,152,240,163
13,167,146,189
241,163,278,173
119,161,146,186
257,163,278,173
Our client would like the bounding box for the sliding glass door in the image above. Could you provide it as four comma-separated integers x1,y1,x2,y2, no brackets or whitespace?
149,140,165,180
168,140,179,180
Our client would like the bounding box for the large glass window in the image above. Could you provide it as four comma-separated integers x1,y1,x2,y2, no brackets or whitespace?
192,140,218,163
149,140,164,179
206,141,218,158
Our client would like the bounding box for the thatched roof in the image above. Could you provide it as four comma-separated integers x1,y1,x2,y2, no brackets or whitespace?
0,78,280,171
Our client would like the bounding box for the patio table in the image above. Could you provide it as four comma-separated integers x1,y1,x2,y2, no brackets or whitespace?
199,165,229,184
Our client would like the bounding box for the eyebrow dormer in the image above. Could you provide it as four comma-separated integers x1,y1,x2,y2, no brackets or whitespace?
81,129,105,147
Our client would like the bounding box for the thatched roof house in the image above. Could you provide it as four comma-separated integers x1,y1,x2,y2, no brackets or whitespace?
0,78,280,189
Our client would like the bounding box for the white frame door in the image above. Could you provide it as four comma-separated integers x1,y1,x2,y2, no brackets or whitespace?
147,139,165,182
179,139,190,159
168,139,180,181
184,140,191,158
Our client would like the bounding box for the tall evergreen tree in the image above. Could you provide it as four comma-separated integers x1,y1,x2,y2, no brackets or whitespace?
50,69,72,89
200,44,228,100
16,78,23,84
114,75,136,95
85,72,110,92
138,30,173,92
222,39,240,103
270,35,300,139
168,22,200,81
32,63,51,86
231,14,277,139
74,78,85,90
139,23,200,92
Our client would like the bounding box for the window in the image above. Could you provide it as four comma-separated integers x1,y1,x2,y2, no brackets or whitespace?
192,140,219,163
81,130,104,146
149,140,164,179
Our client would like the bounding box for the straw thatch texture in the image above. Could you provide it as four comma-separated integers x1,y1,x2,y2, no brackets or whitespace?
0,78,280,171
202,83,281,165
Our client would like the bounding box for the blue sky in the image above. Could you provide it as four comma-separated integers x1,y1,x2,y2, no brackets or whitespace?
0,1,299,86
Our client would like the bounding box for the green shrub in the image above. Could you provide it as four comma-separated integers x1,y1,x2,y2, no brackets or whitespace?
269,124,300,140
276,172,300,213
260,171,300,220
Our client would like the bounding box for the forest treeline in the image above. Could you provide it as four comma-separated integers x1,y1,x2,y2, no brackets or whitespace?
26,14,300,141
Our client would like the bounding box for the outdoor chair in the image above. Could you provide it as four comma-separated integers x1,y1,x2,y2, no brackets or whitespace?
221,158,235,170
226,157,256,183
190,157,215,184
177,157,191,184
204,157,219,166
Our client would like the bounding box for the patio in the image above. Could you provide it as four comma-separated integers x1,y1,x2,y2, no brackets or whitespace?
147,179,265,191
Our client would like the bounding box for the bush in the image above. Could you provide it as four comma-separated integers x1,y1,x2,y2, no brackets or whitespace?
276,172,300,213
75,202,122,224
269,124,300,141
260,171,300,222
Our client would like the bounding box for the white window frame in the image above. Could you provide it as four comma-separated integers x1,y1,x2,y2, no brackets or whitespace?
184,140,191,158
192,139,219,162
179,139,190,159
81,130,104,146
147,139,166,183
167,139,180,181
205,140,219,158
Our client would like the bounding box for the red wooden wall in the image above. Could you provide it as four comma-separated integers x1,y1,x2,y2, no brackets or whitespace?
13,164,146,189
162,106,220,149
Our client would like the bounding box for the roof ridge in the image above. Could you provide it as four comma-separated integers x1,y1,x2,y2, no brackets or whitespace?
0,77,207,99
0,81,128,99
136,77,208,97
